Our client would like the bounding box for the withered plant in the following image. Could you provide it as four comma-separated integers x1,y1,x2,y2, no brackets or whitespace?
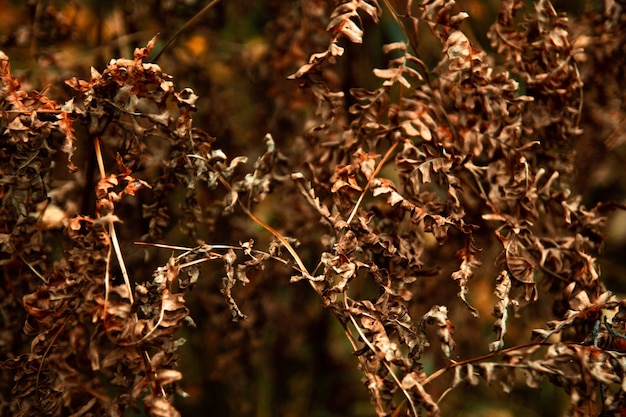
2,0,626,416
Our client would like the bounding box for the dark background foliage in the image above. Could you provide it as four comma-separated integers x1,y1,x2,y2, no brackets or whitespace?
2,0,626,416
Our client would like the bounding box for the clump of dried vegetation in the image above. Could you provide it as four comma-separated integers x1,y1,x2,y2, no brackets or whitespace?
2,0,626,416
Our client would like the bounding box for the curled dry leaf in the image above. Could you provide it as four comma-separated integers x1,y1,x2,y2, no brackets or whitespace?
418,305,456,358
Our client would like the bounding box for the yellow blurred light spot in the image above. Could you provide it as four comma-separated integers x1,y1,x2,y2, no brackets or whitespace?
41,204,66,229
243,37,268,64
186,35,207,57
